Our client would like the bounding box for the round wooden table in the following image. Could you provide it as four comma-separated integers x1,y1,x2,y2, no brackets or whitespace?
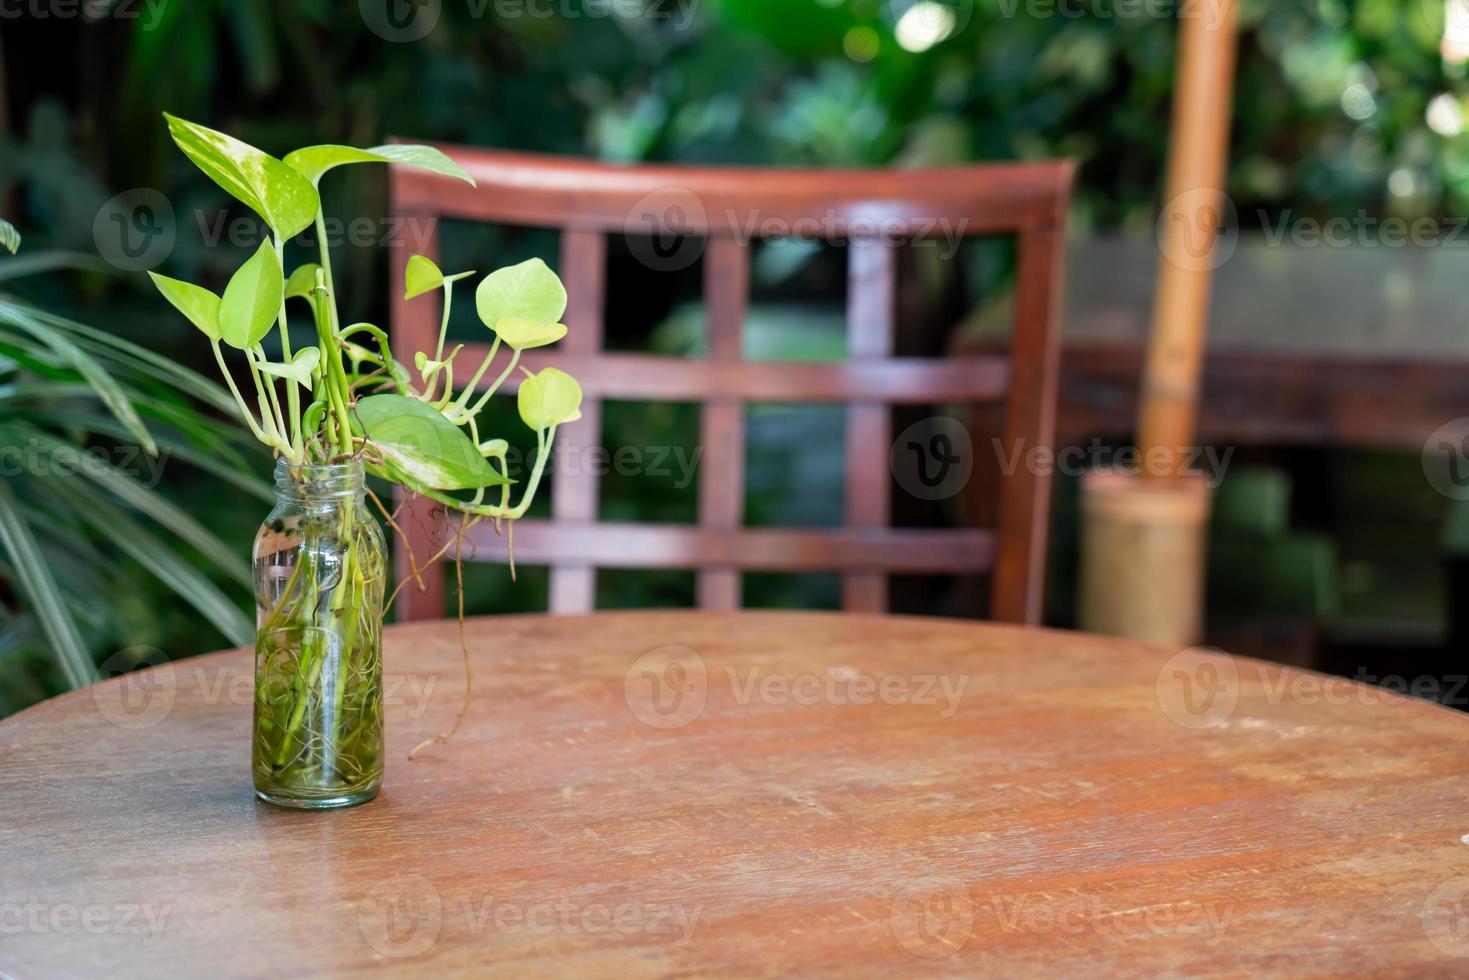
3,611,1469,976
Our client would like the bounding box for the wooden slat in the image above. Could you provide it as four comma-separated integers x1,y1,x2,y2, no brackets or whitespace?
698,239,749,609
392,150,1074,238
449,520,995,574
844,239,896,612
387,205,445,622
454,346,1010,404
547,230,606,613
991,224,1066,625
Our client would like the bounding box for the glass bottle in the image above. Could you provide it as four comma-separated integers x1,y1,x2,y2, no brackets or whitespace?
252,459,386,808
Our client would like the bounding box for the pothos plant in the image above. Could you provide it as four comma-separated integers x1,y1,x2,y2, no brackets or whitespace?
148,115,581,502
147,114,581,807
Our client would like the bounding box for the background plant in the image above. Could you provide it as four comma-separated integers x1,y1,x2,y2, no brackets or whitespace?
0,233,266,713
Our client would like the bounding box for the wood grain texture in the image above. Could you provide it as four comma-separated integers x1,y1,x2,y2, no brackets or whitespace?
4,611,1469,977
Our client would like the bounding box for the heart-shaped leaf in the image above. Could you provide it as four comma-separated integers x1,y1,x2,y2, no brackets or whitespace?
257,347,319,390
518,367,583,431
355,394,510,490
148,272,222,342
493,317,568,351
479,438,509,457
476,258,567,332
283,144,476,187
164,113,319,240
403,254,475,300
284,263,321,300
218,240,283,350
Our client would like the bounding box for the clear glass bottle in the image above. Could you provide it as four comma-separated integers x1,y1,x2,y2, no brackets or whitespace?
252,459,386,809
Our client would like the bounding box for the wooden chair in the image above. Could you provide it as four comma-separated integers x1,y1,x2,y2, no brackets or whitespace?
388,150,1072,624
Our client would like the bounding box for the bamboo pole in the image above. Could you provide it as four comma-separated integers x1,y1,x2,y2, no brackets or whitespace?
1078,0,1238,646
1137,0,1239,477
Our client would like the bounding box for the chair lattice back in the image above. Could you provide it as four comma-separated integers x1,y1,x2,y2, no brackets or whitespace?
389,149,1072,624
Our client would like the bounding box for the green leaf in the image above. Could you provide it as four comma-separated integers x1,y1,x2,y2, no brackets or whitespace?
218,240,283,349
405,255,442,300
13,302,237,415
0,480,94,688
283,143,476,187
29,432,251,589
3,308,157,454
518,367,583,431
148,272,222,341
354,394,511,491
399,252,473,299
493,317,567,351
0,218,19,255
164,113,320,239
403,254,476,301
256,346,319,390
284,263,321,300
475,259,567,332
43,477,253,648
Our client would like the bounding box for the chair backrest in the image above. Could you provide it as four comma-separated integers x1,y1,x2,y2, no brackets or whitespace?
389,149,1072,625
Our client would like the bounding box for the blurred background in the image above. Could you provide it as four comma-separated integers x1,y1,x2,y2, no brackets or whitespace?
2,0,1467,716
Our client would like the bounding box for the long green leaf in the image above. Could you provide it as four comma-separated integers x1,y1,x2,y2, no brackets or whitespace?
32,410,271,504
45,479,252,648
283,143,476,187
26,430,251,588
164,113,320,240
0,304,157,453
11,303,237,414
0,480,94,688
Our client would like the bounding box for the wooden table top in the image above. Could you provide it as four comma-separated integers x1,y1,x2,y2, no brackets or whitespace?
4,610,1469,977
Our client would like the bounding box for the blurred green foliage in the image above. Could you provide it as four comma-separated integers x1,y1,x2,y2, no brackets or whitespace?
5,0,1466,258
0,0,1462,693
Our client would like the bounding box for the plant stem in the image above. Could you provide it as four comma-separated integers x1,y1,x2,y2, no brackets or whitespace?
243,346,287,454
466,348,521,416
250,346,290,448
435,283,453,363
454,337,500,409
211,341,272,445
273,237,302,456
313,212,356,456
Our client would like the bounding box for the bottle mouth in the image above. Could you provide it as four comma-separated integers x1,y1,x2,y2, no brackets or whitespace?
273,458,366,501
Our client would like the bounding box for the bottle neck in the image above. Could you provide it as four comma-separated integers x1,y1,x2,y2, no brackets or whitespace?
273,459,366,507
